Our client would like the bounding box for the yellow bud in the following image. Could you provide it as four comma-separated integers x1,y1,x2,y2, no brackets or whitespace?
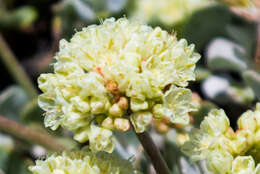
238,111,256,132
74,128,89,143
130,98,148,112
206,150,233,174
102,117,114,130
90,97,110,114
176,133,189,146
70,96,90,113
154,119,169,134
117,97,129,110
232,156,255,174
152,104,165,119
109,103,124,117
114,118,130,132
130,112,152,133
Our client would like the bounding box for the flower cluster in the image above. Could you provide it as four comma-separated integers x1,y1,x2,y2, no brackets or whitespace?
217,0,253,7
29,148,141,174
131,0,212,27
182,103,260,174
38,17,200,153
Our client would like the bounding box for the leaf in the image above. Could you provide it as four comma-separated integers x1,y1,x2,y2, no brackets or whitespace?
202,75,255,105
243,70,260,100
206,38,247,72
183,5,232,51
0,86,29,122
21,98,44,123
0,133,14,173
55,0,127,38
4,151,31,174
226,23,257,59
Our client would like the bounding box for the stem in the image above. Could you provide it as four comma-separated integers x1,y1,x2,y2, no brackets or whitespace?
255,23,260,66
0,33,38,99
133,129,171,174
0,115,66,151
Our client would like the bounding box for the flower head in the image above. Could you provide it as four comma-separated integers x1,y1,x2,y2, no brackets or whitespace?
29,148,141,174
182,103,260,174
131,0,212,27
38,17,200,153
217,0,253,7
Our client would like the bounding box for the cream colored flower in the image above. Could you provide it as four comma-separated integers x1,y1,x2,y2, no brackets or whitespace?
29,148,141,174
182,103,260,174
217,0,253,7
131,0,212,27
38,17,200,152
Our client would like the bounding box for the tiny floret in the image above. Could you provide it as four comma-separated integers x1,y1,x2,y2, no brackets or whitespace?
38,17,200,153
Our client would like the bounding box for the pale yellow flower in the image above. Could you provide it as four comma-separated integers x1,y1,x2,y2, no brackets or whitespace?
29,148,141,174
182,103,260,174
38,17,200,153
131,0,212,26
217,0,253,7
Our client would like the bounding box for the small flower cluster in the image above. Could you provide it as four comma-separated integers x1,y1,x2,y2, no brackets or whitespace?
153,93,201,134
38,17,199,153
217,0,253,7
131,0,212,26
182,103,260,174
29,148,141,174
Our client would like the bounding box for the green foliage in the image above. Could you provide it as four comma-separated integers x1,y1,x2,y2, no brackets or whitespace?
0,86,29,122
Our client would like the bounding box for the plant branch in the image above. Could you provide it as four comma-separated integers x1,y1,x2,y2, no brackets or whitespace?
0,115,66,151
132,127,171,174
255,23,260,66
0,33,38,99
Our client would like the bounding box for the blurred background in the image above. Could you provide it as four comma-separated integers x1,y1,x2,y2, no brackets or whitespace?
0,0,259,174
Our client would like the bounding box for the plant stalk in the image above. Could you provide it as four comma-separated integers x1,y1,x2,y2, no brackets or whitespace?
255,23,260,66
0,115,66,151
0,33,37,99
133,129,171,174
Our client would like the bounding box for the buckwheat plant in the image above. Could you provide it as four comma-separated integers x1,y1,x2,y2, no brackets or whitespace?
182,103,260,174
29,148,141,174
38,17,200,155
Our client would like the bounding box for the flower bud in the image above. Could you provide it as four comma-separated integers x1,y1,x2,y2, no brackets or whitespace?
109,103,123,117
114,118,130,132
117,97,129,110
206,150,233,174
232,156,255,174
154,119,169,134
88,125,114,153
102,117,114,130
152,104,166,119
70,96,90,113
201,109,229,136
74,127,89,143
238,111,256,132
90,97,110,114
106,81,119,94
176,133,189,146
130,112,152,133
130,98,148,112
